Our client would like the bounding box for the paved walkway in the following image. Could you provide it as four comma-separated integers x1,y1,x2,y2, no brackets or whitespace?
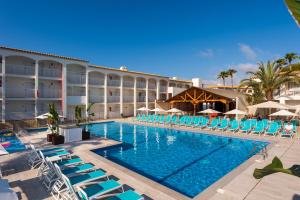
1,119,300,200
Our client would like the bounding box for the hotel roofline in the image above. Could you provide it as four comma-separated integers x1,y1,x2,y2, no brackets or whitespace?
1,45,192,82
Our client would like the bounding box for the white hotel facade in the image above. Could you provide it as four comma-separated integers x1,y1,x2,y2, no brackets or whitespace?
0,46,194,122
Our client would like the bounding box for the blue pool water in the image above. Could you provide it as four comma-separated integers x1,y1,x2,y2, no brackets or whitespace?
26,127,48,133
90,122,269,197
0,133,26,153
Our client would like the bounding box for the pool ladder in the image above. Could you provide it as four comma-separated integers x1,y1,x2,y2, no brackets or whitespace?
249,145,268,160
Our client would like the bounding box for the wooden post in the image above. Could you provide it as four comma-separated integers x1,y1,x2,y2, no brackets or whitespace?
193,103,196,116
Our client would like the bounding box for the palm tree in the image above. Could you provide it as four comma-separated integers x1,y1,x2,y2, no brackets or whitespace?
284,52,299,65
240,61,296,101
217,71,229,86
275,58,287,67
226,69,237,87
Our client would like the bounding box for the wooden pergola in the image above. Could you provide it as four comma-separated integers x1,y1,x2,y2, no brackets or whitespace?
166,87,235,115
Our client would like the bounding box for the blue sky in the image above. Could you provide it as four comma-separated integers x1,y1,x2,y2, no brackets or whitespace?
0,0,299,84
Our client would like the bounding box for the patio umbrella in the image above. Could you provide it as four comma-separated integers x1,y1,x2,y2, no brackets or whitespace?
247,101,290,110
269,110,298,117
167,108,183,113
198,108,221,114
150,108,166,112
36,113,64,119
224,109,247,115
137,107,150,111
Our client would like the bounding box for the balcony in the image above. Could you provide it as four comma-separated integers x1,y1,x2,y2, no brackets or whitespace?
39,89,61,98
108,96,120,103
39,69,61,78
160,86,167,92
148,83,156,90
136,82,146,89
107,80,120,87
137,96,146,102
6,88,35,98
148,96,156,102
89,78,104,86
67,73,86,85
92,112,104,119
6,64,35,76
6,111,35,120
67,96,86,105
89,95,104,103
38,109,63,116
123,81,134,88
123,96,134,103
108,111,120,118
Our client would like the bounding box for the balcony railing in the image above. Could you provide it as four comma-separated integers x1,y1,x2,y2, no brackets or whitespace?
6,64,35,76
92,112,104,119
6,111,35,120
39,89,61,98
148,84,156,90
160,86,167,92
67,73,86,85
108,96,120,103
108,111,120,118
148,96,156,102
136,82,146,88
89,95,104,103
89,78,105,86
107,80,120,87
38,109,63,116
123,81,134,88
137,96,146,102
123,96,134,103
6,88,35,98
39,69,61,78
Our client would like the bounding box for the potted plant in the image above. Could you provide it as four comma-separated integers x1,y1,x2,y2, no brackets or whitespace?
82,103,95,140
48,103,64,145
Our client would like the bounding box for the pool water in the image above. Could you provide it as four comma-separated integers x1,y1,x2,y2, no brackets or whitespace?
90,122,269,198
0,133,26,153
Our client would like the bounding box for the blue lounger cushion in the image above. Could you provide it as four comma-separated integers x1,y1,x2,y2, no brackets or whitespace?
62,163,94,175
56,157,84,167
44,150,70,157
108,190,143,200
78,180,122,199
69,170,106,186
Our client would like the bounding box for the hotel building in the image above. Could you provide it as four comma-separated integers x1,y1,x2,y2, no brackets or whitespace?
0,46,193,122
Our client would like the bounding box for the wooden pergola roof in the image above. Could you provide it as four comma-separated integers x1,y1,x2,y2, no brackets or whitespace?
166,87,236,105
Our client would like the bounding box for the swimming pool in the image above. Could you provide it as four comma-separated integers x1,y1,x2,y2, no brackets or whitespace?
0,133,26,153
90,122,269,198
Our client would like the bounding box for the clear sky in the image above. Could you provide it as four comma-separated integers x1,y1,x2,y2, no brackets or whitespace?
0,0,299,84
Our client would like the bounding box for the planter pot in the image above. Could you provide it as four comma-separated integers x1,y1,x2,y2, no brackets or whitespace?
52,135,65,145
47,134,54,142
82,130,90,140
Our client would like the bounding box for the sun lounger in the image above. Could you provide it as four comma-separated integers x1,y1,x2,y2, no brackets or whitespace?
240,120,252,133
227,120,239,132
264,122,280,136
280,123,295,138
107,190,144,200
217,119,228,131
207,118,219,130
252,121,265,135
77,180,123,200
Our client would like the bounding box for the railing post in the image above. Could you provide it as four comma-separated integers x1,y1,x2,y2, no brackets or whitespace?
120,76,123,116
134,77,137,117
2,56,5,123
62,63,67,118
35,60,39,117
104,74,108,119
